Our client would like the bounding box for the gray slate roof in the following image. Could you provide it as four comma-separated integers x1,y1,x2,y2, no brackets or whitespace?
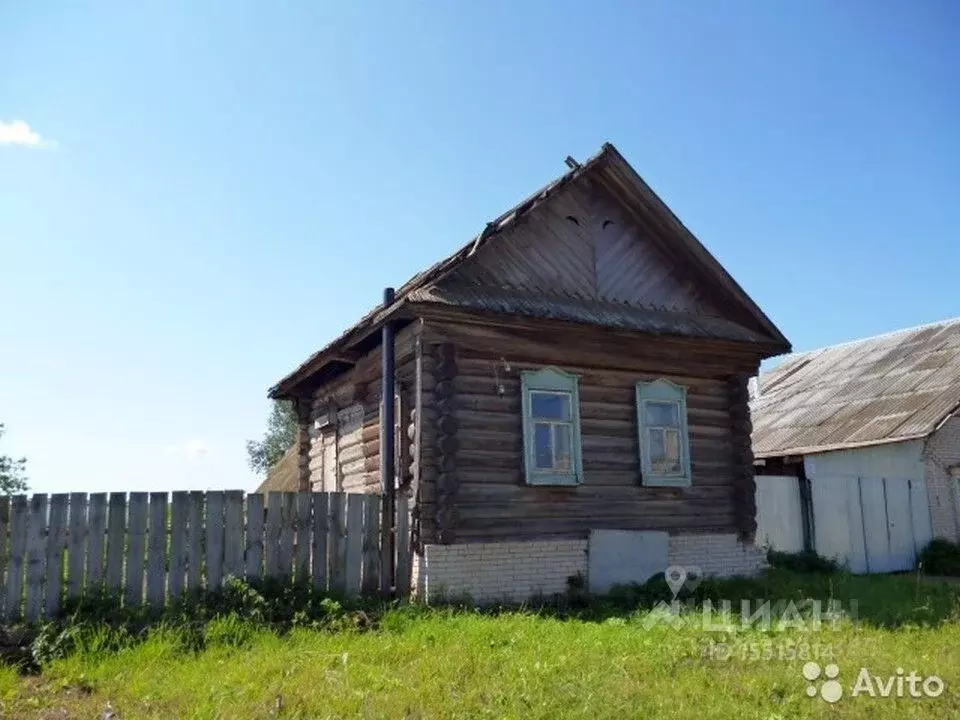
752,317,960,458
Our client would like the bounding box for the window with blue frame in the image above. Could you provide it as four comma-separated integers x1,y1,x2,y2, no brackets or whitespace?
636,379,691,486
521,368,583,485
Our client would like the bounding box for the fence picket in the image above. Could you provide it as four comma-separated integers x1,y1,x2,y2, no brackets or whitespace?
223,491,244,581
0,497,8,619
311,493,329,591
245,493,264,581
395,495,411,599
294,492,312,584
125,493,148,607
4,496,28,621
278,493,295,579
0,490,407,620
206,491,225,590
168,492,189,599
105,493,126,593
361,495,381,595
44,494,69,617
86,493,108,587
146,492,167,608
67,493,88,599
186,492,204,592
24,494,49,622
265,492,281,578
328,493,346,595
344,495,364,596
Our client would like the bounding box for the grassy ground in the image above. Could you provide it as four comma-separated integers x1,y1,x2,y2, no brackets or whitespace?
1,570,959,719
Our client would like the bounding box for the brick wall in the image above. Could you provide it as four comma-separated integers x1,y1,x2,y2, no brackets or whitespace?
669,533,768,578
414,533,766,604
923,414,960,541
416,540,588,604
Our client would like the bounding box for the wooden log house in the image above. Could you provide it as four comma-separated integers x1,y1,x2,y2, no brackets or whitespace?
269,143,791,603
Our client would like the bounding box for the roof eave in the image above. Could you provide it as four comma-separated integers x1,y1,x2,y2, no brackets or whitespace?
268,301,413,399
753,433,931,459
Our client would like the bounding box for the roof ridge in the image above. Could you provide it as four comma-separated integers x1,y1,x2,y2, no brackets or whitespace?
784,315,960,359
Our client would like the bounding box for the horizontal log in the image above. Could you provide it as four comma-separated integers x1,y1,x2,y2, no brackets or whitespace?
455,499,734,519
456,482,734,502
455,468,737,486
437,333,757,378
455,513,738,535
454,377,732,414
337,439,380,466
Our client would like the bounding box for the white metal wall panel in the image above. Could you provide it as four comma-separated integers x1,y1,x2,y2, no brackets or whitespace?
909,478,933,553
804,443,930,574
842,476,868,574
885,480,916,571
804,441,923,481
860,478,893,573
588,530,669,594
811,477,853,567
754,476,805,553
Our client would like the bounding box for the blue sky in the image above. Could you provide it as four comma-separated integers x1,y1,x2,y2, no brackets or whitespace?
2,2,958,494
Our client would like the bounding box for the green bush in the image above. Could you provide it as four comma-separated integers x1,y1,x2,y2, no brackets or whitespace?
767,549,840,574
918,538,960,576
25,577,380,668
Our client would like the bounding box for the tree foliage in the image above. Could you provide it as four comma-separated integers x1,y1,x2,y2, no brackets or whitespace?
246,401,298,476
0,423,29,496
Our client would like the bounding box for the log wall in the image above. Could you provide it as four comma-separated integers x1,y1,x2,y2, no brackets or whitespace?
417,319,765,543
301,326,419,497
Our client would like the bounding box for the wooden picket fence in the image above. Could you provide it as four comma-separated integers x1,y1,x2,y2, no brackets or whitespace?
0,491,411,623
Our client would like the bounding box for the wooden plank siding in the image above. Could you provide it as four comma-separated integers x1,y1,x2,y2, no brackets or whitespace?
444,182,718,317
412,320,764,544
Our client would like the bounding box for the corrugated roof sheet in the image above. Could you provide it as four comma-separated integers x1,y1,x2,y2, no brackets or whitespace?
751,317,960,457
408,285,771,344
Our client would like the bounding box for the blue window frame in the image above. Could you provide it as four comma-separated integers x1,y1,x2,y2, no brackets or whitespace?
636,379,691,487
521,368,583,486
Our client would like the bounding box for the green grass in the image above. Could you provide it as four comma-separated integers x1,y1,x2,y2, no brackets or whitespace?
2,570,959,719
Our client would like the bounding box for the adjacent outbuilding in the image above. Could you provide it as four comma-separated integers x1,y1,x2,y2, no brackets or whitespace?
752,318,960,573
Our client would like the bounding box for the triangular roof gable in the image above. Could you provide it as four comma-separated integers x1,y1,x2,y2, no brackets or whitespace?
270,143,789,398
418,144,788,345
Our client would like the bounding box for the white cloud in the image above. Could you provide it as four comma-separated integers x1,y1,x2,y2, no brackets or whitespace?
164,439,211,461
0,120,57,149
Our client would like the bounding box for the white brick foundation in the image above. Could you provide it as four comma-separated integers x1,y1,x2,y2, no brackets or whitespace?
669,533,768,578
415,540,588,604
414,533,766,604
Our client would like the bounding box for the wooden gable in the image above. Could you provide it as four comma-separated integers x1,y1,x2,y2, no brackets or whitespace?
439,181,720,318
270,143,789,401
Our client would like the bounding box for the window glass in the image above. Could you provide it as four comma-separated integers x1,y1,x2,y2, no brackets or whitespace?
534,423,553,469
644,400,679,427
554,424,572,471
531,391,570,421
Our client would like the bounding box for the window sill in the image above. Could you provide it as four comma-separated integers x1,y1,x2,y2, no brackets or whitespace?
643,475,691,488
526,474,580,487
